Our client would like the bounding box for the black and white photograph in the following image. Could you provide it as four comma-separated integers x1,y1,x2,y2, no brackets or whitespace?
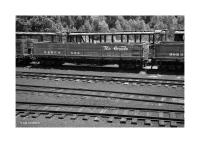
15,15,184,127
3,0,200,143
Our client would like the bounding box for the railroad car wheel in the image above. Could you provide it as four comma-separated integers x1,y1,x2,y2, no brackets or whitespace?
39,60,47,66
176,65,183,71
137,62,143,69
55,61,64,66
39,60,64,67
119,63,126,69
176,64,184,72
16,58,31,66
119,62,142,70
168,64,176,71
39,60,53,66
119,63,132,69
158,64,166,71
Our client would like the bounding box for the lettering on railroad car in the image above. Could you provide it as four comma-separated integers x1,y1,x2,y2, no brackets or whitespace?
43,50,62,55
113,46,128,51
70,51,80,55
103,46,111,51
103,46,128,51
169,53,184,56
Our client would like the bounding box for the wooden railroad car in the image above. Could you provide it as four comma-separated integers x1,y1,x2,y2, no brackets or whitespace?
32,42,149,68
16,32,64,65
16,39,35,65
32,31,164,69
151,31,184,70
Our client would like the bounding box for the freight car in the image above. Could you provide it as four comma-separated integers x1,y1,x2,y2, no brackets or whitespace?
16,32,65,65
32,31,166,69
151,30,184,70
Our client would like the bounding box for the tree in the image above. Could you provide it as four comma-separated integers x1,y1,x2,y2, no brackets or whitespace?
105,16,117,29
16,15,184,38
91,16,109,32
97,20,109,32
177,16,184,30
81,20,92,32
74,16,84,30
115,20,122,31
16,17,31,32
117,16,131,31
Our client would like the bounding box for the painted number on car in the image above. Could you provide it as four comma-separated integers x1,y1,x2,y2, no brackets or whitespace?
70,51,80,55
169,53,184,56
44,51,61,54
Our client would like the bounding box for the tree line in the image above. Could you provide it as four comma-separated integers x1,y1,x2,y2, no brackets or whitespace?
16,16,184,40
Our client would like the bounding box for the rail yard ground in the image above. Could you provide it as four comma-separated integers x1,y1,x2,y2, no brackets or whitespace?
16,66,184,127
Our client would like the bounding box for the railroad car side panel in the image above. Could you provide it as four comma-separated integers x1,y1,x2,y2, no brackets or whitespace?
16,39,25,56
66,43,102,57
16,39,35,56
102,43,144,60
33,43,66,57
66,43,145,60
16,39,36,64
142,43,150,61
154,42,184,61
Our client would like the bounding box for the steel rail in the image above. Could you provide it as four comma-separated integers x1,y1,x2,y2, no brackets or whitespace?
16,71,184,86
16,101,184,121
16,86,184,105
16,84,184,99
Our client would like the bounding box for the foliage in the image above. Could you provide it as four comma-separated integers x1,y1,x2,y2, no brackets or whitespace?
16,15,184,40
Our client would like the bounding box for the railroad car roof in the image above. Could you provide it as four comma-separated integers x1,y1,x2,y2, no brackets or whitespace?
69,31,166,36
174,31,184,34
16,30,167,36
16,32,64,35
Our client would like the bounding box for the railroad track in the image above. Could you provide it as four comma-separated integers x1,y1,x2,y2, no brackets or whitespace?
16,101,184,127
16,84,184,106
16,84,184,127
16,71,184,87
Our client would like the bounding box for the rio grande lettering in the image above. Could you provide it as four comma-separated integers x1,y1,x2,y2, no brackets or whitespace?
113,46,128,51
103,46,111,51
103,46,128,51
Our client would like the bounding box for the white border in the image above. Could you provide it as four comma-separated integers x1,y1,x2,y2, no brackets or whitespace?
1,0,200,143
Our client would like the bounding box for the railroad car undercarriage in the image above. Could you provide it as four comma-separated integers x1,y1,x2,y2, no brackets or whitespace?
36,56,144,69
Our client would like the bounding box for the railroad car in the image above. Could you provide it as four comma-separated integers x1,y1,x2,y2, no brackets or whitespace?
33,42,149,68
151,31,184,70
16,30,184,71
16,32,64,65
16,39,35,65
32,31,164,69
